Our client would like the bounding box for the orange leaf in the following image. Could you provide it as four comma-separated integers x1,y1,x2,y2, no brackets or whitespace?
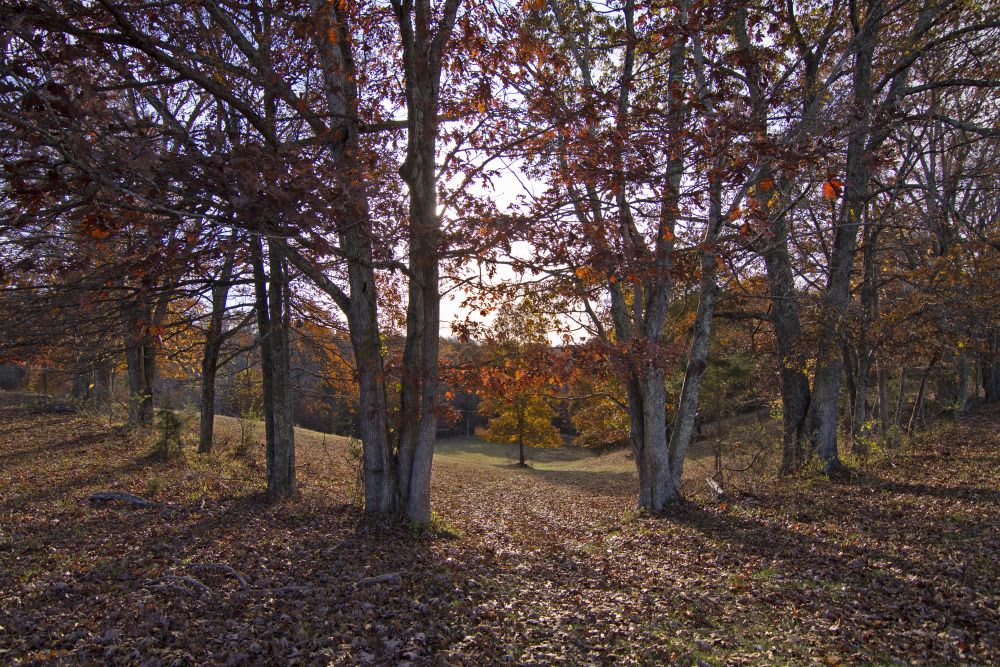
727,207,742,222
823,178,843,200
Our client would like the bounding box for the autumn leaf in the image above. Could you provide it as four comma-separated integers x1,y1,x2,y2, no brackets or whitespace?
823,178,843,200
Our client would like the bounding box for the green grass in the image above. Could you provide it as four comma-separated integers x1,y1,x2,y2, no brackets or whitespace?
433,435,612,470
210,413,747,478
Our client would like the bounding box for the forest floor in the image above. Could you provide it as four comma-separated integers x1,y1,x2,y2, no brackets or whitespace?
1,392,998,665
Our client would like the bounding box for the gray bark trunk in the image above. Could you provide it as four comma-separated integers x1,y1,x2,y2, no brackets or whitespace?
985,332,1000,403
250,235,276,474
393,0,460,524
299,0,396,515
877,359,889,439
957,352,969,415
266,241,295,497
808,3,881,472
123,302,156,428
761,208,812,474
666,130,725,496
93,359,112,412
198,260,234,454
732,10,813,475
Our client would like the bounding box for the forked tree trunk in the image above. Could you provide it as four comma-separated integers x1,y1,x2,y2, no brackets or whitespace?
392,0,461,524
292,0,396,514
807,5,882,473
249,235,295,497
666,133,725,497
731,5,823,476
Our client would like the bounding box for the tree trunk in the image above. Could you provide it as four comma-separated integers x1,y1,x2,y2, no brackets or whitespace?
638,368,672,511
666,147,725,497
71,365,90,402
877,359,889,439
123,302,154,428
957,352,969,415
984,331,1000,403
908,353,939,435
93,359,112,413
761,208,812,474
198,260,234,454
392,0,460,524
893,367,907,436
250,235,276,472
851,219,878,454
266,241,295,497
807,7,881,473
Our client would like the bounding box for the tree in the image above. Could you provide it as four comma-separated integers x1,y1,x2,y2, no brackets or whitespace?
479,394,561,466
468,296,561,466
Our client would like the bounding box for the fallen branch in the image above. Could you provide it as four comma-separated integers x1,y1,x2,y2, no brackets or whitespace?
189,562,248,589
356,572,402,587
89,491,161,509
147,575,211,596
249,585,316,596
705,477,729,503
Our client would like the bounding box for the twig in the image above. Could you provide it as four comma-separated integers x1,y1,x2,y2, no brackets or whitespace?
356,572,402,587
89,491,160,509
147,575,211,596
248,585,316,596
188,562,248,589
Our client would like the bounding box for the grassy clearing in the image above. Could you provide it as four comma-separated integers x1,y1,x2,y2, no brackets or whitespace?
1,392,997,665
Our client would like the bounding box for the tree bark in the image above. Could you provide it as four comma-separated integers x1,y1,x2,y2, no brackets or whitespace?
761,207,812,474
266,241,295,497
877,359,889,439
731,8,813,476
666,122,726,497
249,235,276,474
851,219,879,454
957,352,969,415
807,1,882,473
123,300,155,428
908,353,939,434
984,331,1000,403
392,0,461,524
198,259,234,453
93,359,112,413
